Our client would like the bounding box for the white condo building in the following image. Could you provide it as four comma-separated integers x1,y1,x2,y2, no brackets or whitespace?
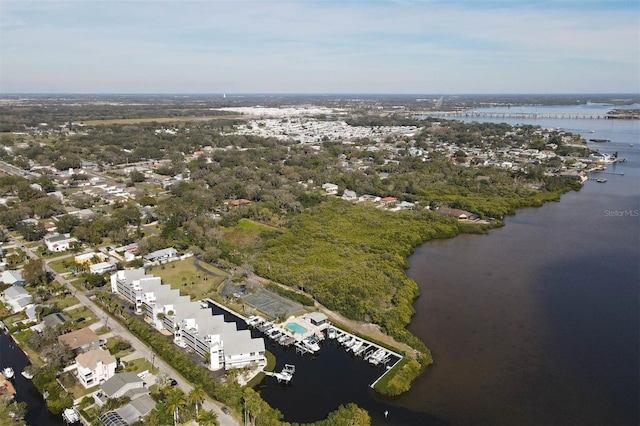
110,269,266,371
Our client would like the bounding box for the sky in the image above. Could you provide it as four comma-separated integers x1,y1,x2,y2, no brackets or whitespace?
1,0,639,94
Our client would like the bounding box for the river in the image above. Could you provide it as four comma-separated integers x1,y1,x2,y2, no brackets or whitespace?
400,104,639,425
0,333,65,426
259,102,639,425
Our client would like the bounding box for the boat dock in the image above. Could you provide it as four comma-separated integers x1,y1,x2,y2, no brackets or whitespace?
329,326,403,366
264,364,296,384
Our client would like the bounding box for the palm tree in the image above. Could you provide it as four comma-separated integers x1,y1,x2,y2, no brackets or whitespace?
196,409,218,426
165,388,187,426
188,385,206,418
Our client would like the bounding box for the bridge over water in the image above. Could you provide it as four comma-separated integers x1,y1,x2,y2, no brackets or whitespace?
417,111,607,120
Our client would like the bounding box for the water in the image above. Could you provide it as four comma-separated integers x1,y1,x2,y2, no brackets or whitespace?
399,105,639,425
259,103,639,425
0,333,65,426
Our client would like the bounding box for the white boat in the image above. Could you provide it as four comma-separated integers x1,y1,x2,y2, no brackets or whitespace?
327,327,337,339
343,336,356,348
303,336,321,352
62,408,79,423
350,339,363,352
21,370,34,380
2,367,14,379
246,315,263,326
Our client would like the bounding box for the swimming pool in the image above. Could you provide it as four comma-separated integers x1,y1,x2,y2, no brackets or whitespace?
286,323,308,334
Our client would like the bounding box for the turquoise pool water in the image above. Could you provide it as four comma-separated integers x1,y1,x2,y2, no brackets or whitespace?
286,323,308,334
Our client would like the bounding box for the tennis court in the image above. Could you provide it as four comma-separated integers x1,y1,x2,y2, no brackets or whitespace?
243,288,303,319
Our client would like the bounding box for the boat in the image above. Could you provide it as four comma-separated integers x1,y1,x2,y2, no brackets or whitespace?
2,367,14,379
596,178,607,183
302,336,321,352
326,327,337,339
343,336,356,348
62,408,79,423
21,370,34,380
350,339,364,353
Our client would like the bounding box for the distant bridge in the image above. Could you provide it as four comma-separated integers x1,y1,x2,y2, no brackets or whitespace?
416,111,607,120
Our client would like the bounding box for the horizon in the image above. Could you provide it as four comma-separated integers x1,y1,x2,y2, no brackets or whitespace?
1,92,638,97
2,1,639,94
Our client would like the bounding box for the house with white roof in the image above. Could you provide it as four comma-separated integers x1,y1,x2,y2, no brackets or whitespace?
44,233,78,252
0,270,26,286
1,286,33,313
341,190,358,201
321,183,339,194
89,262,116,275
142,247,177,263
75,348,117,388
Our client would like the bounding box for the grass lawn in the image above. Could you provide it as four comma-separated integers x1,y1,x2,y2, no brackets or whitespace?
50,294,81,310
58,370,99,400
94,325,110,335
105,336,134,359
122,357,158,375
48,258,76,274
65,306,99,327
146,258,226,301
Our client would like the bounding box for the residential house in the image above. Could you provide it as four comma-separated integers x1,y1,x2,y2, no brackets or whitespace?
229,199,251,209
75,348,117,388
44,233,78,252
1,286,33,313
358,194,381,203
99,394,156,425
380,196,398,207
437,207,476,220
95,372,146,406
0,270,26,286
58,327,101,353
142,247,177,263
89,262,116,275
341,190,358,201
75,252,108,266
42,312,70,329
321,183,339,194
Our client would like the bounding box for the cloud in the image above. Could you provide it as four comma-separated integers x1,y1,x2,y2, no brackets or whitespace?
1,0,638,93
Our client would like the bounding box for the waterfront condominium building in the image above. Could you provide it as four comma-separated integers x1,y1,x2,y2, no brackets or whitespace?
110,269,266,371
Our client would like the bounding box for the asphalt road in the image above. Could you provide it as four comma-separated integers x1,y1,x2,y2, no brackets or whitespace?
16,239,239,426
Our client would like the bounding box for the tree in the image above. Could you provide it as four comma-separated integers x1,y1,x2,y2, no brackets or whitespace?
188,385,206,418
22,258,48,287
165,388,187,426
196,409,218,426
41,342,75,369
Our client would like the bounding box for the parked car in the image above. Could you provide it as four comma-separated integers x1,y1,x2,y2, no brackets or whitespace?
169,378,178,387
222,407,230,414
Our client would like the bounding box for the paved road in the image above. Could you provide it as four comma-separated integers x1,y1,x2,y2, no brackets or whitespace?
17,239,239,426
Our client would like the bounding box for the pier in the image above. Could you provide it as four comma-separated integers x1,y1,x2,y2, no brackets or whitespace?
327,326,404,388
264,364,296,384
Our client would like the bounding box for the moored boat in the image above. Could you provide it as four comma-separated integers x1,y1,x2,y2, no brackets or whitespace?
2,367,14,379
